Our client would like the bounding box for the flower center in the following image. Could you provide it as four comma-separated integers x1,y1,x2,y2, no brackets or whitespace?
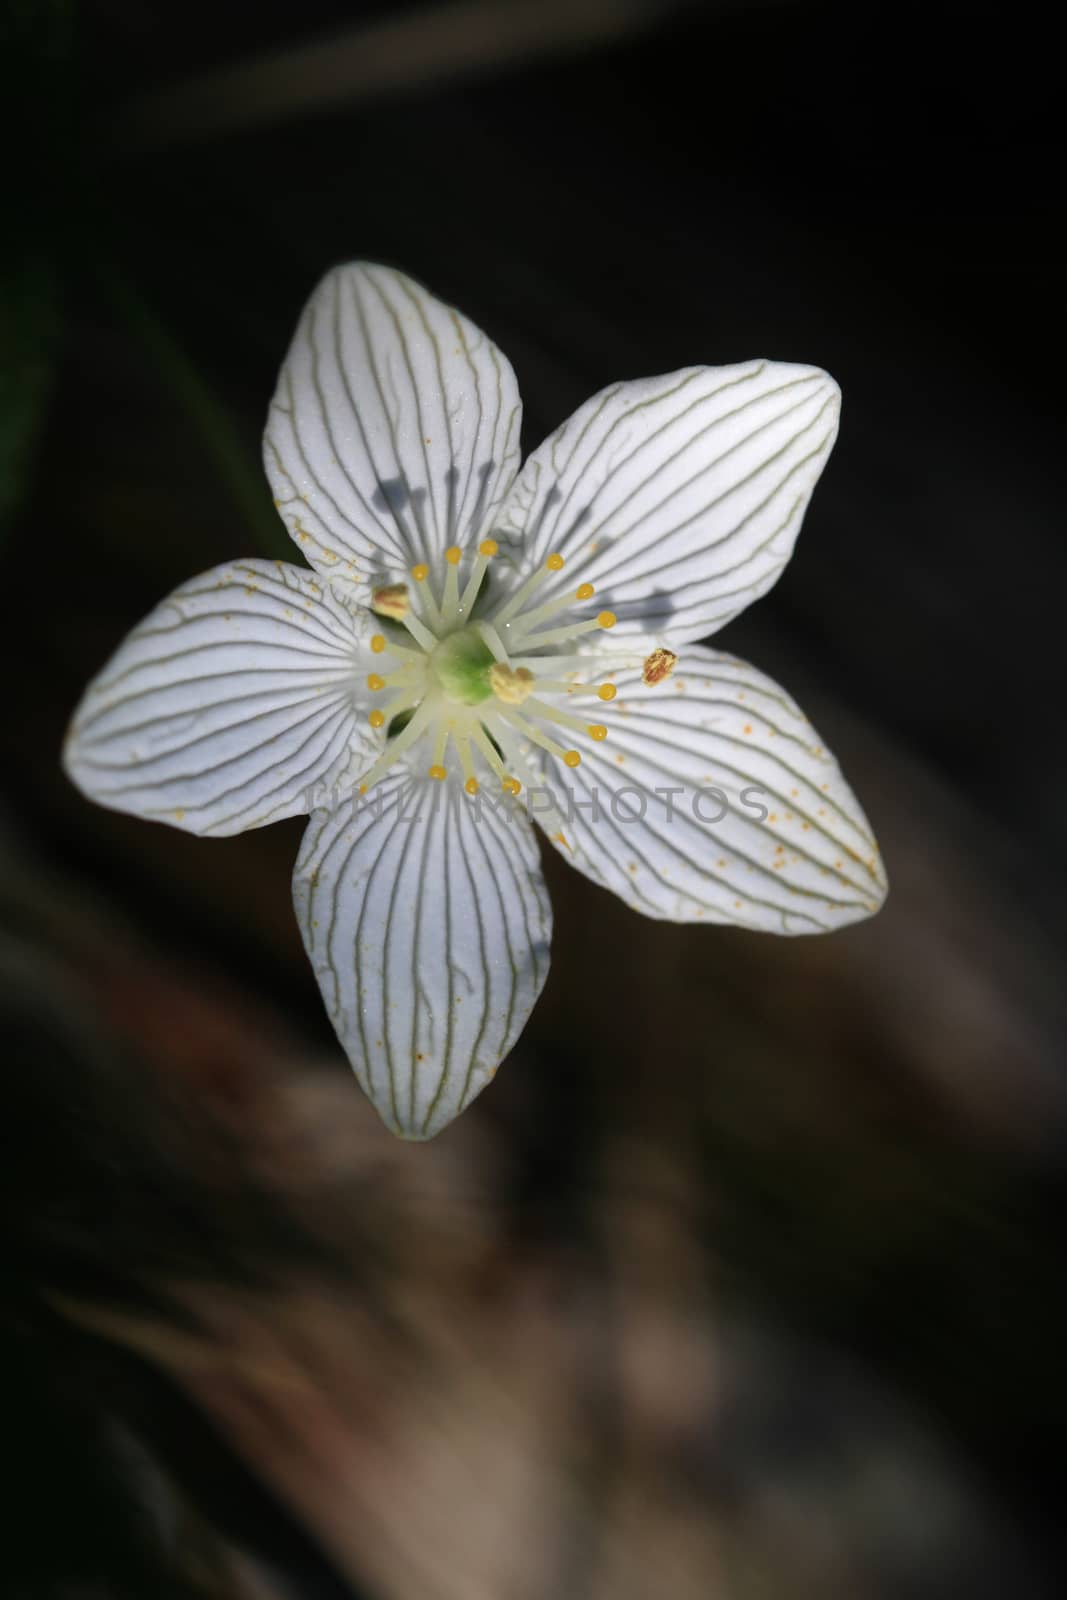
429,629,494,706
356,541,631,809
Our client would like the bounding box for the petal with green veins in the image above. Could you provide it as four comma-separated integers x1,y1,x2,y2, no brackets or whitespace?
293,772,552,1139
264,262,522,581
495,362,839,643
528,645,886,932
63,560,371,836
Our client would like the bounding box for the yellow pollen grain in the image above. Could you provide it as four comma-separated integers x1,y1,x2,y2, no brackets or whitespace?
369,709,386,729
366,673,385,691
410,563,429,582
588,724,608,741
576,582,595,601
429,764,447,781
546,552,565,572
597,610,617,629
563,749,581,768
370,634,386,653
479,538,498,557
445,545,462,566
502,776,521,796
597,683,617,701
465,776,480,796
372,583,409,619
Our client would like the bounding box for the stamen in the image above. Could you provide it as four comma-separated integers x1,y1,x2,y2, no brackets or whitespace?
508,582,599,643
526,678,617,699
502,776,522,796
430,720,449,775
429,765,447,781
491,554,562,627
368,710,385,729
642,647,678,685
458,538,497,616
489,663,535,705
588,724,608,741
470,723,508,784
409,562,443,629
399,607,438,652
474,620,511,664
455,735,479,795
509,652,642,671
522,694,597,737
441,545,463,627
380,693,419,723
367,665,422,693
493,721,574,838
370,634,386,654
505,613,615,651
368,639,425,670
498,706,577,767
371,583,410,620
355,699,437,794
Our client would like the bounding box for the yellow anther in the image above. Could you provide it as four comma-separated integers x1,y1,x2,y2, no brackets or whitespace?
429,764,447,781
546,553,565,572
410,563,429,582
588,724,608,741
479,538,498,557
489,662,535,704
502,776,521,796
368,709,386,729
563,749,581,768
366,673,385,691
465,776,480,796
597,683,617,701
445,546,462,566
642,647,678,686
372,583,410,619
597,610,617,629
370,634,386,653
576,582,595,601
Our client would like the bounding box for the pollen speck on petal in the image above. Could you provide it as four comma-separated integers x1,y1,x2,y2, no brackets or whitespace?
642,647,678,686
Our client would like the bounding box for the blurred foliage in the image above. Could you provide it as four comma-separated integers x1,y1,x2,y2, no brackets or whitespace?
0,0,71,533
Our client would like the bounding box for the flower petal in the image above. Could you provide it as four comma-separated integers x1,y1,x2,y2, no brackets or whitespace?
529,645,885,932
264,262,523,585
494,362,839,642
64,560,371,836
293,773,552,1139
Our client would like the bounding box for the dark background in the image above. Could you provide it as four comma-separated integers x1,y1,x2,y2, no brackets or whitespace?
2,3,1064,1597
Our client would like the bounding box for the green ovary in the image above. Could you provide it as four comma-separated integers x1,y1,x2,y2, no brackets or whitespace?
430,629,494,706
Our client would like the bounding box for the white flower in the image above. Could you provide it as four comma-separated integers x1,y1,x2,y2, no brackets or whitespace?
63,263,886,1139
